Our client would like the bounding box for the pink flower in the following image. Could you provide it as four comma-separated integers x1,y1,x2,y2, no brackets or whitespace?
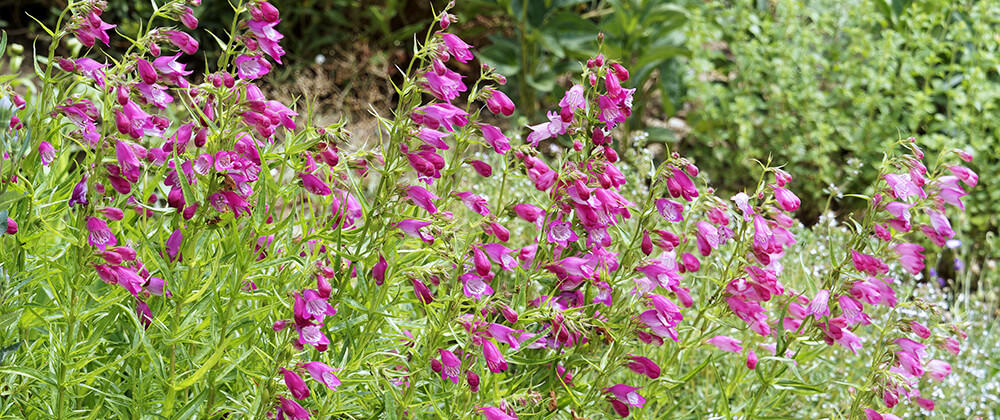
910,321,931,339
606,384,645,409
706,335,743,353
38,141,56,166
915,397,934,411
892,243,925,275
411,103,469,132
731,192,755,221
373,254,388,285
746,350,758,370
281,368,310,399
438,349,461,383
461,272,493,300
547,218,578,247
301,361,341,390
295,322,330,352
277,395,310,419
469,160,492,177
405,186,441,213
773,185,800,212
947,165,977,187
166,229,183,262
411,278,434,304
626,355,661,379
480,124,511,155
151,54,193,87
87,217,117,250
395,219,435,245
482,339,508,372
807,290,830,320
655,198,684,222
925,359,951,381
476,406,516,420
5,218,17,235
455,191,491,216
164,30,199,54
247,18,286,63
695,221,719,257
512,203,544,224
72,7,116,47
484,88,515,116
235,54,271,79
441,33,474,63
421,63,467,101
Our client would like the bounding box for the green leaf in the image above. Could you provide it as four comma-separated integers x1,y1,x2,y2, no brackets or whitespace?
173,336,230,390
772,379,824,395
170,387,208,420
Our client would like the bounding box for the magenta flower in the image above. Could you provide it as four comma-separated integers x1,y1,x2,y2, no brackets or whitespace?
300,361,340,390
395,219,435,245
235,54,272,79
411,103,469,132
892,243,925,275
416,128,450,149
607,384,645,410
681,252,700,273
469,160,492,177
695,221,719,257
654,198,684,222
480,124,511,155
331,189,364,229
281,368,310,399
466,370,480,392
461,272,494,300
164,30,199,54
482,339,508,372
915,397,934,411
405,186,441,214
925,359,951,381
438,348,461,383
512,203,544,224
135,299,153,329
626,355,661,379
706,335,743,353
72,7,116,47
910,321,931,339
454,192,491,216
441,33,474,63
373,254,388,285
247,18,286,64
295,322,330,352
38,141,56,166
421,63,467,101
476,406,516,420
152,54,193,87
411,278,434,304
746,350,758,370
5,218,17,235
807,289,830,320
773,185,800,212
87,217,117,251
638,294,682,341
277,395,310,419
166,229,183,262
299,172,332,196
484,88,515,116
547,218,578,247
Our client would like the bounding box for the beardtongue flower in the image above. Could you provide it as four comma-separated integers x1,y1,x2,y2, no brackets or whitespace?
38,141,56,166
482,339,508,372
706,335,743,353
234,54,271,79
165,229,183,262
395,219,435,245
476,406,517,420
606,384,645,413
746,350,758,370
5,218,17,235
411,278,434,304
87,217,117,251
480,124,511,155
807,289,831,320
772,185,800,212
483,88,515,116
277,395,310,420
281,368,310,399
373,254,388,285
625,355,661,379
469,160,492,177
441,33,474,63
300,361,341,390
438,348,461,383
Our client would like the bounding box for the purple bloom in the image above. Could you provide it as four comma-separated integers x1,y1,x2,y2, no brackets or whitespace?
405,185,441,213
706,335,743,353
395,219,435,245
281,368,310,399
87,217,117,251
164,30,199,55
299,172,332,196
301,361,341,390
166,229,183,262
235,54,271,79
484,88,515,116
482,339,507,372
277,395,310,420
441,33,474,63
480,124,511,155
626,355,661,379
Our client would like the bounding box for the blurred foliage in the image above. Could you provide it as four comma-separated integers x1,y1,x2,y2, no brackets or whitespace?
682,0,999,262
463,0,690,123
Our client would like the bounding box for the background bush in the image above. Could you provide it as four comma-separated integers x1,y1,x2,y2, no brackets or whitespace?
681,0,999,274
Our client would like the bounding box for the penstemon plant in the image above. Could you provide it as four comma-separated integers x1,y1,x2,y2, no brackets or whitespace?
0,1,984,419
